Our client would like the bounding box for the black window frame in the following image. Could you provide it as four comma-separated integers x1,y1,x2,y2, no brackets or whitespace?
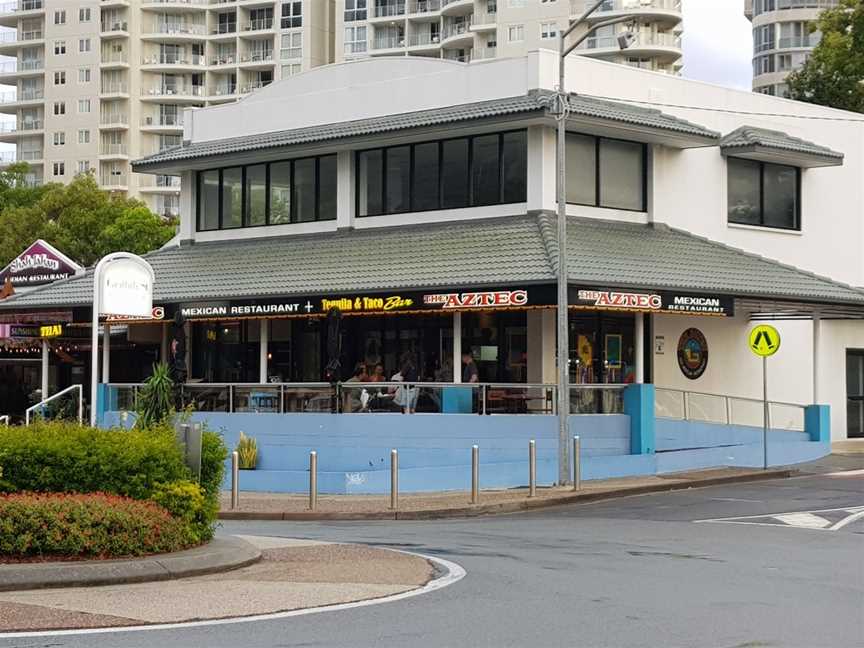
354,129,527,218
196,153,337,232
727,157,801,231
565,132,648,213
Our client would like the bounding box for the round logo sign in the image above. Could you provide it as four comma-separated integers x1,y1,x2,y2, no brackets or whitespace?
748,324,781,357
677,328,708,380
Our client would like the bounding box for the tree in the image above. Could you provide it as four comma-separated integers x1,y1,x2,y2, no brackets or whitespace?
0,171,176,269
787,0,864,113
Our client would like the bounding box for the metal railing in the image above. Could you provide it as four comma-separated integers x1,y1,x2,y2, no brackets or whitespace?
442,18,472,40
373,2,405,18
0,0,44,14
0,415,9,425
406,32,440,47
108,382,564,416
408,0,441,14
655,387,805,432
25,384,83,426
576,0,681,13
585,32,681,50
243,18,273,31
100,173,128,187
570,384,627,414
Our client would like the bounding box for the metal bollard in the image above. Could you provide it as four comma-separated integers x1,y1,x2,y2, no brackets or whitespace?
573,436,581,491
528,439,536,498
471,445,480,504
309,451,318,511
230,451,239,509
390,449,399,511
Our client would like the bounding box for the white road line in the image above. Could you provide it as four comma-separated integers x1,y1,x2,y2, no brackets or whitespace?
772,513,831,529
694,504,864,524
826,469,864,477
0,551,467,640
830,509,864,531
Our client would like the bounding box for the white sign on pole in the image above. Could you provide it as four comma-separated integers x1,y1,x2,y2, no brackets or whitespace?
91,253,155,425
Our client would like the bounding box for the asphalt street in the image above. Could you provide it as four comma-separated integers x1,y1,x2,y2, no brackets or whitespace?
2,455,862,648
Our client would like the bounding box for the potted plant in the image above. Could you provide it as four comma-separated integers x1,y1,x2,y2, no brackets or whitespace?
236,432,258,470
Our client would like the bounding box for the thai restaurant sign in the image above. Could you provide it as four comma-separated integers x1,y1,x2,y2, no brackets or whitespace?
0,239,83,288
572,288,734,317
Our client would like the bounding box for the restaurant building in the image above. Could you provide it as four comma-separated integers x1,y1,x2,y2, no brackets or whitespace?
0,52,861,490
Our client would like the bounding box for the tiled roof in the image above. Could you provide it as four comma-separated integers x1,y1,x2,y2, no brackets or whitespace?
720,126,843,162
2,214,863,312
133,92,719,169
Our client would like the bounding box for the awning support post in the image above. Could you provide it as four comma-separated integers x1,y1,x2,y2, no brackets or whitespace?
41,339,49,399
634,312,645,384
453,312,462,384
102,323,110,384
812,313,821,404
259,319,269,384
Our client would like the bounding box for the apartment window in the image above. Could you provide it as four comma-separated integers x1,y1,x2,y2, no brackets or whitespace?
79,7,91,22
280,32,302,59
754,24,775,53
566,133,647,212
53,102,65,115
778,53,792,71
727,158,800,231
281,1,302,29
344,0,367,22
508,24,524,42
197,154,337,231
78,99,91,113
78,129,90,144
77,160,91,174
79,39,91,53
540,0,557,3
54,10,66,25
753,54,775,76
344,25,367,54
357,130,527,217
52,132,65,146
508,0,526,7
78,67,91,83
281,63,301,76
53,162,65,176
540,22,557,39
53,71,66,85
54,40,66,55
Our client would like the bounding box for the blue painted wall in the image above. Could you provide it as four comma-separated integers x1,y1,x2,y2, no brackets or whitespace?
101,410,829,494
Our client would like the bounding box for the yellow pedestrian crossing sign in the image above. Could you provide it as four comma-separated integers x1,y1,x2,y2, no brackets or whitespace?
749,325,781,357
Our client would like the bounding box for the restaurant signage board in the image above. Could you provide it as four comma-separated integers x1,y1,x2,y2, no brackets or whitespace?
572,288,734,317
97,256,154,318
0,240,83,287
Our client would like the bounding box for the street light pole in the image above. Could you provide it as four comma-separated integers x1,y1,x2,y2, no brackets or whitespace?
554,1,638,484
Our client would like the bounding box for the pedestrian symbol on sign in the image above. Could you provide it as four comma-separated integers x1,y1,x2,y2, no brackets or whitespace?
749,325,781,357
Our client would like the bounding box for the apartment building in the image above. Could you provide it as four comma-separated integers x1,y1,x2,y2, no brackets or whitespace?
335,0,682,74
0,0,334,217
745,0,839,97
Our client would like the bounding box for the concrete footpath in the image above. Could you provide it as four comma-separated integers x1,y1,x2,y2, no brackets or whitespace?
219,466,796,521
0,536,437,633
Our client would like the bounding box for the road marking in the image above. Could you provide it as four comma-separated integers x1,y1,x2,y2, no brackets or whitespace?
695,505,864,531
771,513,831,529
0,550,467,639
826,469,864,477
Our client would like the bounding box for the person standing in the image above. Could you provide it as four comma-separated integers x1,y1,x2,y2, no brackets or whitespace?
462,351,479,384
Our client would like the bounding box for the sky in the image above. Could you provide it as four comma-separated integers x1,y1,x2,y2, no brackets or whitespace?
681,0,754,90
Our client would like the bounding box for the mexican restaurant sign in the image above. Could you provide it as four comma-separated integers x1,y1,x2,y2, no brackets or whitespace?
0,240,83,287
572,288,734,317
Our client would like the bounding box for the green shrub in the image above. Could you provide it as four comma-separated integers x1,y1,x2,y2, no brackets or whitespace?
0,420,187,500
236,432,258,470
200,429,228,499
135,363,175,429
0,492,194,558
151,480,216,544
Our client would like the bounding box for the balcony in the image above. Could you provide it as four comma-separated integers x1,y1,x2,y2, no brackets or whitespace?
0,149,43,165
141,53,207,69
584,31,682,59
441,0,473,16
141,0,209,8
407,0,442,17
100,174,128,190
139,174,181,191
143,23,207,39
100,82,129,97
101,51,129,67
99,143,129,158
441,18,473,47
140,114,183,131
0,1,44,28
0,29,43,53
471,10,497,31
575,0,682,24
100,20,129,37
778,35,820,49
0,119,42,141
242,18,273,33
370,3,406,21
99,112,129,128
240,50,274,66
0,89,43,112
371,35,406,52
239,80,271,94
141,85,205,101
209,53,237,65
0,58,43,77
211,23,237,36
406,31,440,51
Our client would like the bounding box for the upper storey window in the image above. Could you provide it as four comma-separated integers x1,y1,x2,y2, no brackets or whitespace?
727,158,800,231
566,133,647,212
197,155,337,231
356,130,527,217
344,0,367,22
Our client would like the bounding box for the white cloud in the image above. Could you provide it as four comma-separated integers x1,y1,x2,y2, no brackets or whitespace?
681,0,753,90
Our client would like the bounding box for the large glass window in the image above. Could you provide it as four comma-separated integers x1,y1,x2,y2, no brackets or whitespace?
727,157,800,230
222,167,243,229
196,154,337,231
566,133,646,211
356,131,526,217
198,169,220,231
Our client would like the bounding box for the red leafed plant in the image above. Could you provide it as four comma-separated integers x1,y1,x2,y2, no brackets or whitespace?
0,492,198,559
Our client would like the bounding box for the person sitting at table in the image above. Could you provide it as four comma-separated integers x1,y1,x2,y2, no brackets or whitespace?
369,363,386,383
343,363,368,412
